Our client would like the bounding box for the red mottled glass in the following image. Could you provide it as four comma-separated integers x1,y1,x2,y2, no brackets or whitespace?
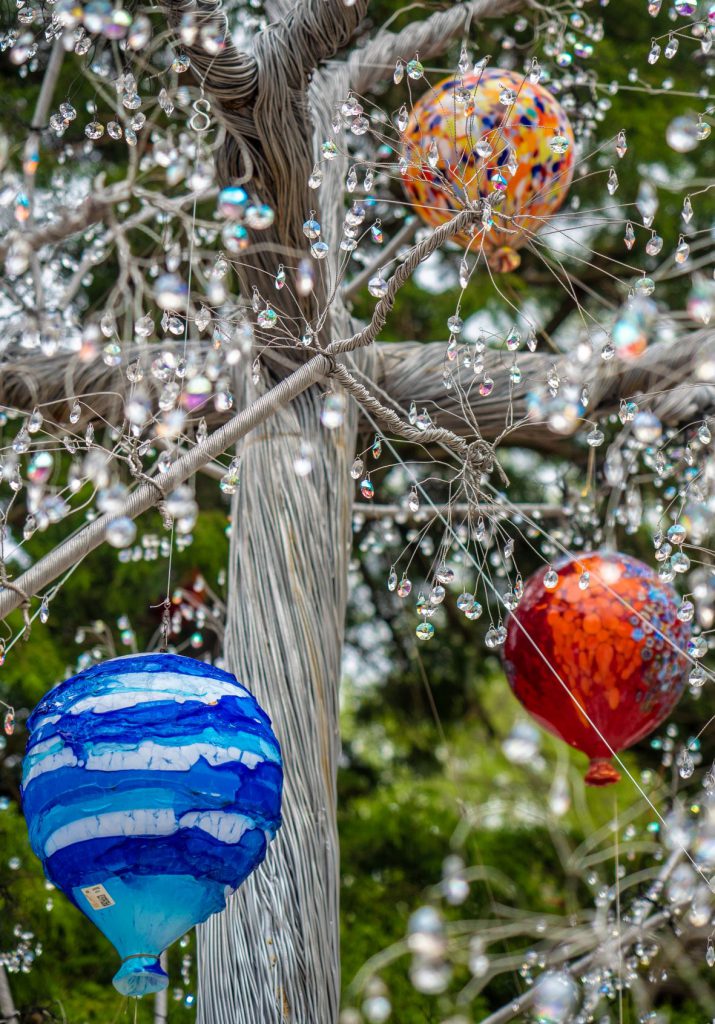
504,552,690,785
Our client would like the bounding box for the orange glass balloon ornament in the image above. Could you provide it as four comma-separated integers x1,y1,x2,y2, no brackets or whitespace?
503,552,690,785
401,68,575,272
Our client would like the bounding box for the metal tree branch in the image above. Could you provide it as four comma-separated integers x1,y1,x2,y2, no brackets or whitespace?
375,330,715,443
0,186,131,265
0,353,332,621
1,330,713,446
0,198,478,617
343,216,419,301
346,0,527,94
0,966,17,1023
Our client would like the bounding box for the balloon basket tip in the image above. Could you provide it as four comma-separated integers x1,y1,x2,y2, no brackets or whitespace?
584,758,621,787
113,955,168,997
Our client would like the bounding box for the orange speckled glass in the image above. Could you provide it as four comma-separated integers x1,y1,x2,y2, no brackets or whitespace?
401,68,575,272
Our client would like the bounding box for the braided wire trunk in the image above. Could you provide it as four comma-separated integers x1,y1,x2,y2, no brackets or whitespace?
195,52,364,1024
196,365,357,1023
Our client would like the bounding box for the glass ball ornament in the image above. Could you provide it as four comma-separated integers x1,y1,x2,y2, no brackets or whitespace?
26,451,54,485
666,116,701,153
504,552,690,785
531,970,580,1024
21,653,282,996
154,274,188,312
106,517,137,549
401,68,575,271
632,411,663,444
217,186,248,219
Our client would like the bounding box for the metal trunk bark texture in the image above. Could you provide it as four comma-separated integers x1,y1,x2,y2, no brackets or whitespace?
196,352,359,1024
196,50,361,1022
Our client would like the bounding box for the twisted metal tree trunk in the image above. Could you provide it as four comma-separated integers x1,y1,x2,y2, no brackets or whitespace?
197,369,357,1023
196,44,364,1020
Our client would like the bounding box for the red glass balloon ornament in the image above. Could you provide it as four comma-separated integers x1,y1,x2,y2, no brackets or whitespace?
503,552,690,785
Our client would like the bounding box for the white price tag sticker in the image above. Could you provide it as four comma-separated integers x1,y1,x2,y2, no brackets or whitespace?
81,884,116,910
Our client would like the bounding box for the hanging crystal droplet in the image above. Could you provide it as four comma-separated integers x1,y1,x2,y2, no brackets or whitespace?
3,708,15,736
293,442,313,477
607,168,619,195
646,232,663,256
303,215,321,240
677,748,694,779
458,45,470,75
28,407,43,434
505,326,520,351
665,33,679,58
549,134,570,155
416,620,435,641
350,457,363,480
544,568,559,590
368,271,388,299
615,130,627,158
406,58,424,80
13,427,30,454
360,477,374,500
322,393,345,429
257,306,278,329
675,236,690,264
39,596,50,624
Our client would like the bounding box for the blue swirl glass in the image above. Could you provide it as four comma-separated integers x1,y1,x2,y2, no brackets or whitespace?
22,653,282,996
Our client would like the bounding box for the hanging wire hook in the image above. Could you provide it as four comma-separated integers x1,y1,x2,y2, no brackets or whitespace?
190,97,212,133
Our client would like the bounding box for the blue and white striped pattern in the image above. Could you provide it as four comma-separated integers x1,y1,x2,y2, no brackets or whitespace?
22,653,282,996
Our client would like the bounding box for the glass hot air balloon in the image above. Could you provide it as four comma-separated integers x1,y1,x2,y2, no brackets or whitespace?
503,552,690,785
22,653,282,996
401,67,575,272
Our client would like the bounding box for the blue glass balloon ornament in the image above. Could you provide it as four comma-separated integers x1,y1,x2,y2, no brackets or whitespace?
22,653,282,996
